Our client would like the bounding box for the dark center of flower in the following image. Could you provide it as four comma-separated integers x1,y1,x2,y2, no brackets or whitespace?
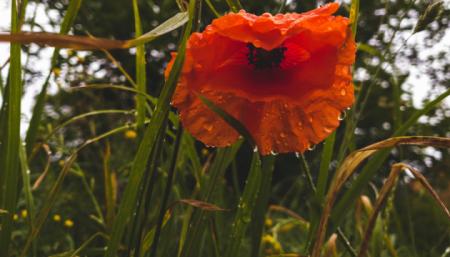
247,44,287,69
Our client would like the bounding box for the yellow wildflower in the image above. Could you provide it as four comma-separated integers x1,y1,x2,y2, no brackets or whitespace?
53,214,61,222
53,67,61,77
124,130,137,139
64,219,74,228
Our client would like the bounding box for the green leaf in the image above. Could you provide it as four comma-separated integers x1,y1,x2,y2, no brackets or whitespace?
126,12,189,47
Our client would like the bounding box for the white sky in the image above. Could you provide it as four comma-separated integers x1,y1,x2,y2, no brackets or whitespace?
0,0,449,135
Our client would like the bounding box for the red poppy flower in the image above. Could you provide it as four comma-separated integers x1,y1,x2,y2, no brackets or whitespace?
165,3,356,155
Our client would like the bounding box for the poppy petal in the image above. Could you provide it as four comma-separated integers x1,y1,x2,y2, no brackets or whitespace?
166,3,356,155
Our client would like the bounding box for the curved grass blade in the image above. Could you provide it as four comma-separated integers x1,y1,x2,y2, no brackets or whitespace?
357,163,449,257
104,1,195,255
332,88,450,227
311,136,450,257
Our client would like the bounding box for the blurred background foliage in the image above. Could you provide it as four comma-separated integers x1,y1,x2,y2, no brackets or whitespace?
4,0,449,256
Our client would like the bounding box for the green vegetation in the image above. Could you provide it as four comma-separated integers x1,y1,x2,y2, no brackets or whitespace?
0,0,449,256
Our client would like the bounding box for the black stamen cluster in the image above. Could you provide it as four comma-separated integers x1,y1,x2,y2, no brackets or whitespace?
247,44,287,69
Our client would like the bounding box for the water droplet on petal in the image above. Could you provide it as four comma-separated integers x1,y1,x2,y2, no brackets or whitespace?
307,144,316,151
338,111,347,121
340,88,346,96
204,124,213,131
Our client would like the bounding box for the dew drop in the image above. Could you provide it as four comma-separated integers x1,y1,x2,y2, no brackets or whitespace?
338,111,347,121
204,124,213,131
340,88,346,96
307,144,316,151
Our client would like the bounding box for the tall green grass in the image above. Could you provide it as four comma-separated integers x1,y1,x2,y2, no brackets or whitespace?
0,0,448,257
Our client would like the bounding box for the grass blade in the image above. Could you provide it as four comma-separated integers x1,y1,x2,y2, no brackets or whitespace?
149,126,184,257
311,136,450,257
316,131,336,201
198,94,255,147
179,143,242,257
25,0,83,155
20,123,138,257
0,0,22,254
224,152,263,257
332,88,450,227
357,163,450,257
349,0,360,36
104,1,195,255
250,156,275,257
132,0,147,130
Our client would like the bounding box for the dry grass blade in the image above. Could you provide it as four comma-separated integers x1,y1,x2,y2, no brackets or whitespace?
0,32,126,49
175,199,228,212
269,204,307,223
311,136,450,257
357,163,450,257
31,144,52,190
0,12,188,50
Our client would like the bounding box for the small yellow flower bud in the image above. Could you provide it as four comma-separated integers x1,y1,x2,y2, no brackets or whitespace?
13,214,19,221
124,130,137,139
52,68,61,77
64,219,74,228
262,234,275,244
21,210,28,218
53,214,61,222
264,218,273,227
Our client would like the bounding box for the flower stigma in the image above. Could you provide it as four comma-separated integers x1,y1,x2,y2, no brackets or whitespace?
247,44,287,69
